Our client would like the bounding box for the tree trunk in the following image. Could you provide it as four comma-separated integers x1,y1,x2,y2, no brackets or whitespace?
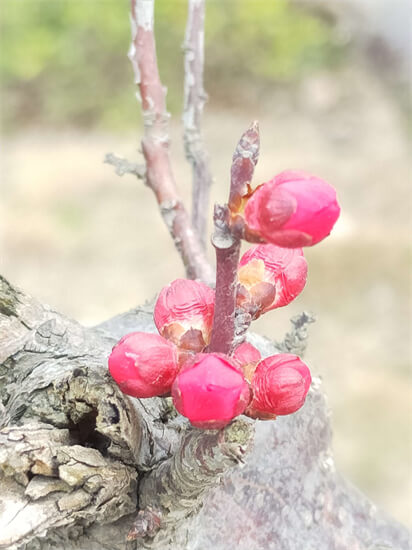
0,276,409,550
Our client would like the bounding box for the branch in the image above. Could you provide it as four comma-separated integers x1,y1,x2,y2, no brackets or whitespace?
0,277,409,549
133,419,254,547
276,311,316,356
0,276,253,549
207,205,241,354
104,152,145,179
183,0,213,250
208,122,260,354
128,0,213,283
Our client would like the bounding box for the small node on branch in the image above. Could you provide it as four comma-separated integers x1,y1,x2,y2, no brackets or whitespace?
104,152,145,179
229,120,260,213
211,204,235,250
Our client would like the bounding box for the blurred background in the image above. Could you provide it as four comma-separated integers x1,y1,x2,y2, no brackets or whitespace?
0,0,411,527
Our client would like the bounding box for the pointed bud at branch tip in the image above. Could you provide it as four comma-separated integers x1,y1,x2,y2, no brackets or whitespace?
172,353,251,429
229,122,261,212
108,332,179,398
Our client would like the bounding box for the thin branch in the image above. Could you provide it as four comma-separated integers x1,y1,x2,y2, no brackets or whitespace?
208,122,260,354
128,0,213,283
207,205,240,354
104,152,145,179
183,0,213,250
276,311,316,356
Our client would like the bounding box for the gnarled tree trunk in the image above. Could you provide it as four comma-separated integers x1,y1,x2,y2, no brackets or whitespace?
0,275,410,550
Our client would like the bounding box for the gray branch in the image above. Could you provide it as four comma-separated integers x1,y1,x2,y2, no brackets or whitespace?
183,0,213,250
0,276,409,550
104,153,145,179
276,311,317,356
127,0,214,283
135,419,254,548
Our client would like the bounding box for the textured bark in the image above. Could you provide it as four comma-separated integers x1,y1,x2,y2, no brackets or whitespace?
0,276,410,550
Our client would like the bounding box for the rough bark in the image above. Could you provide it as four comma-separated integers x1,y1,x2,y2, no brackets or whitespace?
0,276,410,550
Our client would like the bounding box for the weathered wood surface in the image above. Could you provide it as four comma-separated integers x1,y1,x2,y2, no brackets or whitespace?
0,276,410,550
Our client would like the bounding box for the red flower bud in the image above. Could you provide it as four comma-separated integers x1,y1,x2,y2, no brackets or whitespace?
172,353,251,429
246,353,311,418
237,244,307,317
244,171,340,247
108,332,179,398
232,342,261,382
154,279,215,353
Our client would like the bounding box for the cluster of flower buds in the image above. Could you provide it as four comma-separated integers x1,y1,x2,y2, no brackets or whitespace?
108,277,312,427
109,324,311,428
109,279,214,399
237,243,308,319
232,170,340,249
108,165,339,430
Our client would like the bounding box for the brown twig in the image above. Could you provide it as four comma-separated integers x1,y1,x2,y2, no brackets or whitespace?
208,205,241,354
208,122,260,354
129,0,213,283
183,0,213,250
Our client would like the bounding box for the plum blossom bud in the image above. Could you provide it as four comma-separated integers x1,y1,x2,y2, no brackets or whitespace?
246,353,311,419
232,342,261,382
154,279,215,353
108,332,179,398
172,353,251,429
244,171,340,248
237,244,307,318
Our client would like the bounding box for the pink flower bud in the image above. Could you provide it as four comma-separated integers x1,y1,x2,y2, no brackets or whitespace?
246,353,311,418
154,279,215,353
237,244,307,317
244,171,340,247
232,342,261,382
172,353,251,429
108,332,179,398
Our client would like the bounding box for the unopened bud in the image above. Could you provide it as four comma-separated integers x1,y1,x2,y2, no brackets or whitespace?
172,353,251,429
237,243,307,318
154,279,215,353
108,332,179,398
244,171,340,247
246,353,311,418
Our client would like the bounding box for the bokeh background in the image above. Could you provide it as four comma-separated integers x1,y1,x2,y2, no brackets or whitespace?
0,0,411,527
